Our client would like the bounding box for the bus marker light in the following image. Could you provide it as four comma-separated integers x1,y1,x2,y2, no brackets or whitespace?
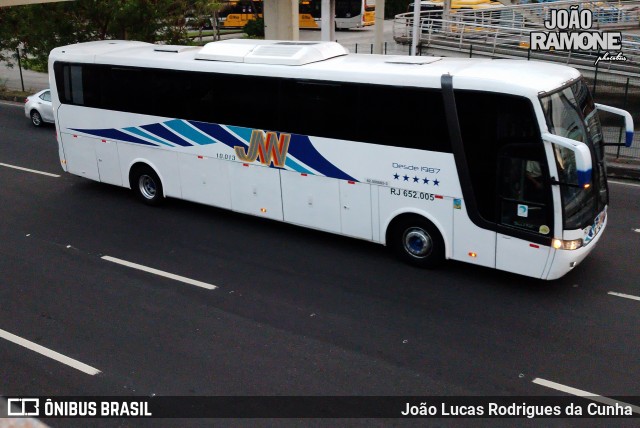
530,244,540,248
552,239,563,249
301,173,307,176
348,181,355,184
583,184,591,189
73,135,77,138
435,195,443,199
468,252,477,258
260,208,267,213
101,139,106,143
197,155,203,159
243,163,249,167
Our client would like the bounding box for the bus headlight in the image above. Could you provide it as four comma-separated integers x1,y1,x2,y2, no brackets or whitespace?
552,238,583,250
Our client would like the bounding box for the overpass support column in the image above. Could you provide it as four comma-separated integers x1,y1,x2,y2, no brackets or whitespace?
321,0,336,42
373,0,385,54
264,0,299,40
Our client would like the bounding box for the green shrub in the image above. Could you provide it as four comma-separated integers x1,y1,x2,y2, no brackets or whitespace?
244,18,264,39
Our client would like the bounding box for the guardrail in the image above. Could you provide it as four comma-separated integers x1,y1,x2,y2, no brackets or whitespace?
505,0,640,29
393,10,640,76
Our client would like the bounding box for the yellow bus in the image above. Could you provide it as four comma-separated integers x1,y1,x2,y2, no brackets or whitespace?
408,0,504,13
219,0,375,30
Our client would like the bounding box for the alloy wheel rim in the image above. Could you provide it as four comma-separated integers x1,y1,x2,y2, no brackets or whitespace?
403,228,432,258
139,175,156,199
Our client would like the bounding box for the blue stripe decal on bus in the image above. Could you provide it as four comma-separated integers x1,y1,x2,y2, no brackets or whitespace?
284,157,313,174
141,123,192,147
124,127,174,147
199,122,354,180
226,125,312,174
287,134,356,182
226,125,252,144
164,120,217,145
70,128,158,147
188,121,249,151
72,121,354,181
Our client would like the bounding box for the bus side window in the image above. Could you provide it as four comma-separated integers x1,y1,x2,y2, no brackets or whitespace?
280,80,358,141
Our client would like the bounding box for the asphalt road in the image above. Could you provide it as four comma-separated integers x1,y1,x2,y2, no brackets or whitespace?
0,101,639,426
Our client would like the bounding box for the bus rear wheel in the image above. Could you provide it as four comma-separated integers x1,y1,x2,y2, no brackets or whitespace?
130,165,163,206
388,216,444,268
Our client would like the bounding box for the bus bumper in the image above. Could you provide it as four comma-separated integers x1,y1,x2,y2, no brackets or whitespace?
544,215,607,280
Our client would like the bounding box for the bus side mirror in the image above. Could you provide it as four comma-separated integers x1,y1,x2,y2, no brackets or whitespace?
542,133,592,187
595,103,634,147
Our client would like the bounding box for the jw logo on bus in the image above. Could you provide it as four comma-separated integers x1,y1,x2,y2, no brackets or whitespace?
234,130,291,167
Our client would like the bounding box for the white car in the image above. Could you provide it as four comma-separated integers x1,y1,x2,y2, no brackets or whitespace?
24,89,53,126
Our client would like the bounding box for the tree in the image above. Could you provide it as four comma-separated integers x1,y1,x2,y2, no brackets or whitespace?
0,0,193,70
191,0,224,41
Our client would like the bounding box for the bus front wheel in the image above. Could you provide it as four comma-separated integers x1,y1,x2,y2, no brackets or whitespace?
130,165,163,206
388,216,445,268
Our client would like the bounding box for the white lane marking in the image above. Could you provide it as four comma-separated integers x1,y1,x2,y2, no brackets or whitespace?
102,255,217,290
608,291,640,302
0,328,101,376
532,378,640,414
608,180,640,188
0,162,60,178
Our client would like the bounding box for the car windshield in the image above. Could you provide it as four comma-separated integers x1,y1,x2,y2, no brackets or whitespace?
540,79,607,230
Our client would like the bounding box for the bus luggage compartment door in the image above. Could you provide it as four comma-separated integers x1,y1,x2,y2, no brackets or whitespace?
228,162,283,221
61,133,100,181
339,180,372,240
178,154,231,209
94,139,122,186
280,170,341,233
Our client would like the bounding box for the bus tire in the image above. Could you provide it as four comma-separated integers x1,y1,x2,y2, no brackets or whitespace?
130,165,163,206
388,215,445,268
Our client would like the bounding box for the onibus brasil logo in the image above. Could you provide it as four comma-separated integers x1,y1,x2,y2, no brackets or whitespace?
530,6,627,66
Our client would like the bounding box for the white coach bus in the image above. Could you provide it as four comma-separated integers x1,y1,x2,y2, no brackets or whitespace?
48,39,633,279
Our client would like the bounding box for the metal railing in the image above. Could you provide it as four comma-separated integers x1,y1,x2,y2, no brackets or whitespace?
503,0,640,29
393,9,640,76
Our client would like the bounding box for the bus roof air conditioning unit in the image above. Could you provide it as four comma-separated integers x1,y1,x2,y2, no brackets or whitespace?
195,40,348,65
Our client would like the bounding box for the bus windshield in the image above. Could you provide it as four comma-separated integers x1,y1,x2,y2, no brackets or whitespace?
540,79,607,230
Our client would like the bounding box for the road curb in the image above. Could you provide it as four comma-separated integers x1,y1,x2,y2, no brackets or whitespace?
607,164,640,181
0,93,27,103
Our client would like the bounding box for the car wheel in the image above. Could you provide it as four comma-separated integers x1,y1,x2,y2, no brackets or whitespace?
388,216,445,268
30,110,42,127
130,165,164,206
